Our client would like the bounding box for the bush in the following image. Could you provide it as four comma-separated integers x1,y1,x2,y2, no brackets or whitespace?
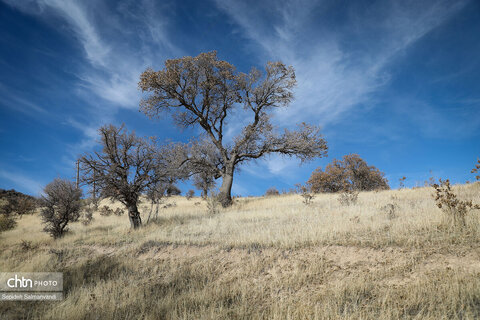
166,185,181,196
40,178,82,239
338,190,359,206
308,154,389,193
433,179,480,228
0,189,38,216
114,208,125,216
99,206,113,216
186,190,195,200
265,187,280,197
207,193,220,215
380,203,398,219
0,214,17,232
15,197,37,215
297,184,314,205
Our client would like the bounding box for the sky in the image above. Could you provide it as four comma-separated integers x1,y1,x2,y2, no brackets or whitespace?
0,0,479,197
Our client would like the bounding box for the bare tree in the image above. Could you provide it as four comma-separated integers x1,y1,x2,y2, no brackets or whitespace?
139,51,328,206
40,178,82,238
79,124,179,229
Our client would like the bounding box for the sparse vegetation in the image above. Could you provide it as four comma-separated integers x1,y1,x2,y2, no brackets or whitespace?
99,205,113,216
338,189,359,206
186,189,195,200
298,184,315,205
432,179,480,228
0,213,17,233
1,183,480,319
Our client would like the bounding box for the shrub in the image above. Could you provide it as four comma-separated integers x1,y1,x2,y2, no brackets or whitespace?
308,154,389,193
114,208,125,216
265,187,280,197
297,184,314,205
472,158,480,181
207,193,220,215
186,190,195,200
82,207,94,226
166,185,181,196
338,190,359,206
0,189,38,216
15,197,37,215
40,178,82,239
99,206,113,216
380,203,398,219
432,179,480,228
0,214,17,232
399,176,406,189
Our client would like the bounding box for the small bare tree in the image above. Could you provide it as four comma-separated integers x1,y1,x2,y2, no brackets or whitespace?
80,124,180,229
40,178,82,238
139,51,328,207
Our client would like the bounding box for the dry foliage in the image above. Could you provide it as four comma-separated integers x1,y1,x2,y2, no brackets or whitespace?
80,124,183,229
308,154,389,193
139,51,328,207
265,187,280,197
99,206,113,216
432,179,480,228
40,178,82,239
472,158,480,181
338,190,359,206
1,184,480,319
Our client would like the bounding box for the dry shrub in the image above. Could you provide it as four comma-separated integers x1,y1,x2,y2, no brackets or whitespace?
433,179,480,228
207,193,220,215
99,206,114,216
265,187,280,197
114,208,125,216
20,240,37,251
380,203,398,219
298,184,314,205
81,206,94,226
308,154,389,193
186,189,195,200
40,178,82,239
15,197,37,215
0,214,17,232
338,190,359,206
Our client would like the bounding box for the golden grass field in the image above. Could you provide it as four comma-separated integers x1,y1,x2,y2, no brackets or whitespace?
1,183,480,319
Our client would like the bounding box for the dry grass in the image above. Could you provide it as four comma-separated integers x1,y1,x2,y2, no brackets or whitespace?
1,183,480,319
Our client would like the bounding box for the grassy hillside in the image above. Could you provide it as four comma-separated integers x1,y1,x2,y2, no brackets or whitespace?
1,183,480,319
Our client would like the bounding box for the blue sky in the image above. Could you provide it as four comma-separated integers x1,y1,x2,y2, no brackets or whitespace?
0,0,479,196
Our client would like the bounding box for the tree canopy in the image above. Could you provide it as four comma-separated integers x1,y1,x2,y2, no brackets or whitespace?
307,154,389,193
139,51,328,206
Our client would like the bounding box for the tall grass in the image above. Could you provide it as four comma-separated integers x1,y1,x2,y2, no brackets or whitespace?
1,183,479,319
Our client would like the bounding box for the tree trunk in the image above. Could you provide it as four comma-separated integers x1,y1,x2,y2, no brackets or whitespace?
217,166,234,207
127,202,142,229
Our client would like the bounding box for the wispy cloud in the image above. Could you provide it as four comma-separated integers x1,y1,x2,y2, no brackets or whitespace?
215,0,469,126
215,0,469,176
0,168,43,195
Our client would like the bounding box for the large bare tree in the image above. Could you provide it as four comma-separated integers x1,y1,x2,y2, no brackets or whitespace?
79,124,179,228
139,51,328,206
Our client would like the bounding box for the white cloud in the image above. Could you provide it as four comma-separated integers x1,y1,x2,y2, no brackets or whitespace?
0,169,43,195
215,0,469,176
215,0,469,126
